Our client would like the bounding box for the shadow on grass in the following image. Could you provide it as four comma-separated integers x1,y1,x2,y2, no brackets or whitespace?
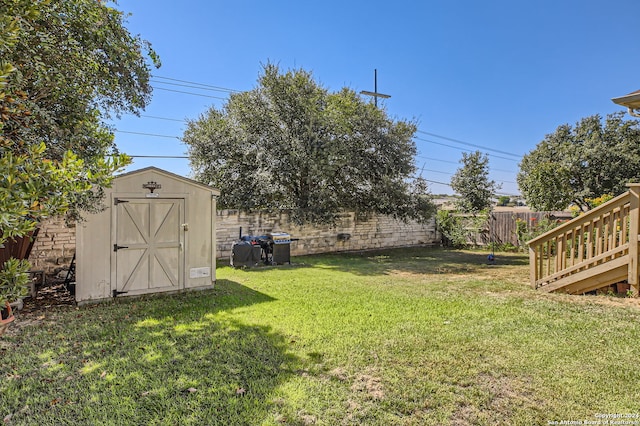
224,246,529,277
0,280,297,425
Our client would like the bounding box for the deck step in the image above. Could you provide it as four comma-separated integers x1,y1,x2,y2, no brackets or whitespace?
538,256,628,294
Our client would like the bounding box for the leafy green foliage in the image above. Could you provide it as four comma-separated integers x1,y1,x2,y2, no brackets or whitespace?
515,216,564,248
436,210,467,248
518,113,640,212
0,142,126,242
497,195,511,206
0,258,30,305
450,151,499,213
0,143,84,240
0,0,155,298
0,0,135,239
184,63,434,225
436,209,489,248
1,0,159,221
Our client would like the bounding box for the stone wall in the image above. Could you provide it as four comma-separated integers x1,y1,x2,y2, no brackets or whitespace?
216,210,440,261
29,219,76,276
29,211,440,275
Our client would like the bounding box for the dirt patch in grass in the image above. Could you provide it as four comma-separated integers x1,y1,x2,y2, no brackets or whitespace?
351,373,385,401
478,374,540,413
327,367,349,381
553,292,640,310
450,374,547,425
297,411,318,425
4,282,76,337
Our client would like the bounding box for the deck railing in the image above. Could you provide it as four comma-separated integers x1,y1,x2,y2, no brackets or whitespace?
528,184,640,295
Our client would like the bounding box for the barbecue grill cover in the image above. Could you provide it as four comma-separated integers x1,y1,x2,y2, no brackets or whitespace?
231,241,261,267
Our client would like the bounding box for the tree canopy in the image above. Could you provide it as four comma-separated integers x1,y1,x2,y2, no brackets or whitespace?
517,113,640,212
450,151,499,213
184,64,434,225
0,0,158,242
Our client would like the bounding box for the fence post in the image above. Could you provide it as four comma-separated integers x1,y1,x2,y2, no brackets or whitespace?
627,184,640,297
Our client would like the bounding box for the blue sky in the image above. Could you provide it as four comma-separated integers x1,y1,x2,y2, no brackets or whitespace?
109,0,640,196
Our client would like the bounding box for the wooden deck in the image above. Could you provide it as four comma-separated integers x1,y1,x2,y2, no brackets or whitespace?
528,184,640,296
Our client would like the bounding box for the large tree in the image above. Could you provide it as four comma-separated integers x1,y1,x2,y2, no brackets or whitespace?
450,150,499,213
1,0,160,223
0,0,158,240
184,64,434,225
518,113,640,212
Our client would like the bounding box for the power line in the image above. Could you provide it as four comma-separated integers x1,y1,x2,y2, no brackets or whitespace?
118,75,525,188
152,86,229,100
112,121,517,171
115,130,181,139
113,123,519,170
152,75,241,93
112,131,519,182
133,75,524,166
416,154,517,174
151,79,239,95
113,130,519,182
414,136,519,162
420,178,452,187
416,155,459,165
417,130,522,159
421,180,520,197
129,155,188,159
148,75,522,163
421,168,454,177
417,166,517,185
139,114,186,123
118,113,187,122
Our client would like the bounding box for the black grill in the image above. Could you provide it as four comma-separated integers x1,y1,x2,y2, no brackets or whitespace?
231,230,294,267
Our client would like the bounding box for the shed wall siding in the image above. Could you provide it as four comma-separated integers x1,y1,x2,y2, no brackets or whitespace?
73,167,219,303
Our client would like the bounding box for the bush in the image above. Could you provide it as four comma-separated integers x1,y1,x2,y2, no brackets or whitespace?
437,209,489,248
437,210,465,248
0,258,31,306
515,216,563,250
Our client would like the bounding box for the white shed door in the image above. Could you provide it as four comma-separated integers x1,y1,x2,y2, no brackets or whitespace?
114,198,184,296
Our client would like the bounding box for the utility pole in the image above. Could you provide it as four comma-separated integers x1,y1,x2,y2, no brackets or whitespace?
360,69,391,107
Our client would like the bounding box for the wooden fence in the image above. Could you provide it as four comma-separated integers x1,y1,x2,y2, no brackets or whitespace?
489,210,573,247
452,210,573,247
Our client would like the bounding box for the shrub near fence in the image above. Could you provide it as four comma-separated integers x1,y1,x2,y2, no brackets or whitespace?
438,209,573,249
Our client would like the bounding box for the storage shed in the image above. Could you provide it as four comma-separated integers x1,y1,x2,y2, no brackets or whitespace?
75,167,220,304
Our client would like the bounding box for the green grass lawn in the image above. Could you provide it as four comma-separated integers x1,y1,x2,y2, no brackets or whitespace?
2,247,640,425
